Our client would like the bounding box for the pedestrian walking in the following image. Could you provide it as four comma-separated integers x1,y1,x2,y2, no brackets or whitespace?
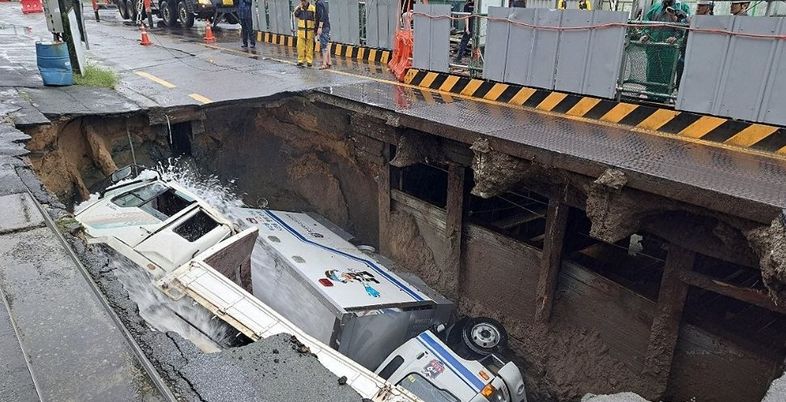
315,0,331,69
294,0,316,67
238,0,255,49
454,0,474,64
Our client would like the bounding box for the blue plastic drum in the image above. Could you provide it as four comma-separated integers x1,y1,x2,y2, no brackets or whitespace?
36,42,73,86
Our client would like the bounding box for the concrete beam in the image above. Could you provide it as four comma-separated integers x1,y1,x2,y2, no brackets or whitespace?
534,197,570,323
642,245,695,400
469,138,532,199
389,131,446,168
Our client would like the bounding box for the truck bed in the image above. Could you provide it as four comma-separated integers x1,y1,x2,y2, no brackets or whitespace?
155,259,422,402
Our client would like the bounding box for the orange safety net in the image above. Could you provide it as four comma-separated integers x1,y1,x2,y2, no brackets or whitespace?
388,29,413,82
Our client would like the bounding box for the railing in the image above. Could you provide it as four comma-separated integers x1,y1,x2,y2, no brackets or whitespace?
442,16,691,102
619,22,689,103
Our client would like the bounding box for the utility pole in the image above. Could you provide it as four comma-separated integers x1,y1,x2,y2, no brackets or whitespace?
55,0,86,74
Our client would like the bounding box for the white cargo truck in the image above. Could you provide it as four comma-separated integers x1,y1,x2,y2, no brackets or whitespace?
74,167,528,402
234,208,528,402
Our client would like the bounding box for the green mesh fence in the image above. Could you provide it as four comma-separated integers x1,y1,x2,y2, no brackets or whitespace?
620,24,688,102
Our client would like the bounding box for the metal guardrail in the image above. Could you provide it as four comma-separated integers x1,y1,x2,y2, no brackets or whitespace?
618,22,688,103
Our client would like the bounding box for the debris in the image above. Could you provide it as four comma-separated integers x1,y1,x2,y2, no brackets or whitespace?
469,138,532,199
338,376,347,385
746,214,786,305
581,392,650,402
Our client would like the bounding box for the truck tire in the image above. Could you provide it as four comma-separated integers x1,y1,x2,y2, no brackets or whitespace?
160,0,177,26
126,0,138,22
224,13,238,24
117,0,130,19
177,0,194,28
461,317,508,356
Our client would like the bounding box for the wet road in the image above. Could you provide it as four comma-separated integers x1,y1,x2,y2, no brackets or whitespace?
3,4,786,219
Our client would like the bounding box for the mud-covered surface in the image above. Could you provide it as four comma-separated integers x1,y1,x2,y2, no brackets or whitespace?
190,99,383,247
458,299,645,402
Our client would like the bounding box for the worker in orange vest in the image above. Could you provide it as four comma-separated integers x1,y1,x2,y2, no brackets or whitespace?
293,0,316,67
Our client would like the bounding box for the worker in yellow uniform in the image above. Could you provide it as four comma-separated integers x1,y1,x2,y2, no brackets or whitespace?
293,0,316,67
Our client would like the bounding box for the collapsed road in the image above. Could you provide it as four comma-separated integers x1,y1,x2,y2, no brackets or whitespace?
4,2,786,402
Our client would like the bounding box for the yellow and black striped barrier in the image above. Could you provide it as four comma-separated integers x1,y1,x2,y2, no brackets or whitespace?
404,69,786,155
255,32,391,64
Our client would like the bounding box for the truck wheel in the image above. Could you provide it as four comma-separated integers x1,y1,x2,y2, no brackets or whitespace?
461,317,508,356
126,0,138,22
117,0,130,19
177,0,194,28
224,13,238,24
160,0,176,26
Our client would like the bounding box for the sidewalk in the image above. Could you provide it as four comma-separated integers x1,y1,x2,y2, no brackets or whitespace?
0,108,163,400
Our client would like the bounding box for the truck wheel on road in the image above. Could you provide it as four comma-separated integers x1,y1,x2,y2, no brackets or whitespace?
117,0,129,18
224,13,238,24
160,0,177,26
127,0,138,22
177,0,195,28
461,317,508,356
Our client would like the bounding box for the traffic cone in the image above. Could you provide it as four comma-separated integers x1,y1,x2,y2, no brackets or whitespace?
204,24,216,44
139,26,152,46
21,0,43,14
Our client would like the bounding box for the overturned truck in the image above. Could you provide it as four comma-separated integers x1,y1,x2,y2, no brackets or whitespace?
74,168,527,402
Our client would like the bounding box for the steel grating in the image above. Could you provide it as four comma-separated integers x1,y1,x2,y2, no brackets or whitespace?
318,80,786,212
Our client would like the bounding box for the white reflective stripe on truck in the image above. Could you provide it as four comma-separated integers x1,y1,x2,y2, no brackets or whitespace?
157,260,423,402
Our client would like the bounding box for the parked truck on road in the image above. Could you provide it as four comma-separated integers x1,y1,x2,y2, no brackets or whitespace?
115,0,237,28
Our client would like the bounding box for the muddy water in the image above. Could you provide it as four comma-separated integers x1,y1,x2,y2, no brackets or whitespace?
112,258,228,353
81,161,252,353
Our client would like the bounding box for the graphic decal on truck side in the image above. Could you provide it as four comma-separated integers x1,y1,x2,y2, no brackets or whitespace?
422,359,445,379
324,269,382,298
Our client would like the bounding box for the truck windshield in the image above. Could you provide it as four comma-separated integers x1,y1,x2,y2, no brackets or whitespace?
397,373,459,402
112,183,194,221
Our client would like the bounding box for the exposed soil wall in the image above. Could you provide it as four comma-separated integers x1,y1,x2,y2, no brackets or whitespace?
24,114,165,206
191,99,382,246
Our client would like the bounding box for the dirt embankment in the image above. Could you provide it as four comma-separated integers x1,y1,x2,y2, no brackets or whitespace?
191,98,384,247
24,114,165,205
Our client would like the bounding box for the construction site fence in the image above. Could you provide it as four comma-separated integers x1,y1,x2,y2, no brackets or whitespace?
247,2,786,126
412,10,786,126
251,0,399,49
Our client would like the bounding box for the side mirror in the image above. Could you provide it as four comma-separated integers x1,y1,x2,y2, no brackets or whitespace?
110,165,134,184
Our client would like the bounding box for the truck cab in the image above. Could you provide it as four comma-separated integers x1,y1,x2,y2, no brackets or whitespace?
377,329,527,402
